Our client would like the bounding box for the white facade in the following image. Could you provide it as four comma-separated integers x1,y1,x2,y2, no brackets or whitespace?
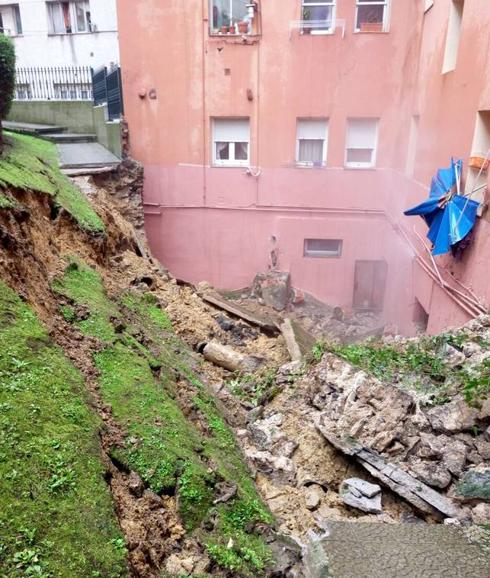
0,0,119,68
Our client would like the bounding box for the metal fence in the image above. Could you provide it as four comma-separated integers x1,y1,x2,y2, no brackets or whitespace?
14,66,93,101
13,65,124,120
92,66,124,121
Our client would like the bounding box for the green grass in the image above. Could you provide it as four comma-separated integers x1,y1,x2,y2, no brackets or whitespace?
53,260,275,577
331,332,489,404
0,281,128,578
0,132,105,233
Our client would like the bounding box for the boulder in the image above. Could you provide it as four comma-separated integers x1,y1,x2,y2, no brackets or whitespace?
249,413,284,449
456,466,490,501
340,478,382,514
247,450,296,484
127,471,145,498
427,398,478,433
254,271,291,311
304,485,324,511
471,503,490,524
409,459,452,489
442,344,466,367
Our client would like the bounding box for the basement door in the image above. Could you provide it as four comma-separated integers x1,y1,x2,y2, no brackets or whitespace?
353,260,388,311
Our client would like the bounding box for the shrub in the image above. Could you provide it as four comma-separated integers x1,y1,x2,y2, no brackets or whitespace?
0,34,16,149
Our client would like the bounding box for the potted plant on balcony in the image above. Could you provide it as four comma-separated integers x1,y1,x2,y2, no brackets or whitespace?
220,24,229,34
238,21,249,34
302,8,312,34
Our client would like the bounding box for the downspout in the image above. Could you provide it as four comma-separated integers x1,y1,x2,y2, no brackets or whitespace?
202,0,208,206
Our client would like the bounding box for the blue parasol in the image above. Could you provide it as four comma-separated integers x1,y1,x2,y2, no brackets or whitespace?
404,159,480,256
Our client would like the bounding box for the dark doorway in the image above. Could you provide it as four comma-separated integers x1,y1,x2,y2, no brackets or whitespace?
353,260,388,311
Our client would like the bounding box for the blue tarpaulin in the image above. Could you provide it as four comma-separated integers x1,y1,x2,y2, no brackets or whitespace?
404,159,480,256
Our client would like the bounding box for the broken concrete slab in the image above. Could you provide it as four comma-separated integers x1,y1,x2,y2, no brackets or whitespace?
340,478,383,514
202,293,280,335
280,318,302,361
315,418,459,518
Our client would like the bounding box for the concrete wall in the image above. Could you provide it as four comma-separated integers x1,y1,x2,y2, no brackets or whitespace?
0,0,119,67
118,0,490,335
8,101,95,133
93,104,122,158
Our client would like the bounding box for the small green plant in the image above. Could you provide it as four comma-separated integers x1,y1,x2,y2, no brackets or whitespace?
312,339,327,362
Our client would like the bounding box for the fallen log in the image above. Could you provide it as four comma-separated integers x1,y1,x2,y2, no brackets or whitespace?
201,340,264,373
315,416,459,519
202,293,280,335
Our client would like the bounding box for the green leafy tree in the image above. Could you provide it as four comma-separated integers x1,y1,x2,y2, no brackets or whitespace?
0,34,16,151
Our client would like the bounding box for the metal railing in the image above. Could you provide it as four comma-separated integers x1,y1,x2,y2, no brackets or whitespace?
14,66,93,101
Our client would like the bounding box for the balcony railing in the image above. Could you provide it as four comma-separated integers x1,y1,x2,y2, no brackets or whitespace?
14,66,93,101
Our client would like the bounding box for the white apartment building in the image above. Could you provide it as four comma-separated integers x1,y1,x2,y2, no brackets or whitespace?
0,0,119,68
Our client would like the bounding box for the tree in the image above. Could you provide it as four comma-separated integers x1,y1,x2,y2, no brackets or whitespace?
0,34,16,152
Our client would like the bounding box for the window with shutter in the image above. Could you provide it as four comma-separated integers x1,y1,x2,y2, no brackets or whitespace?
213,119,250,166
345,118,379,168
296,119,328,166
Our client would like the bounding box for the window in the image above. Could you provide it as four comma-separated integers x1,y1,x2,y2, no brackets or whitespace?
213,118,250,166
47,1,91,34
355,0,389,32
296,119,328,165
465,111,490,203
210,0,249,35
54,83,92,100
304,239,342,258
0,4,22,35
345,118,379,168
302,1,336,34
442,0,464,73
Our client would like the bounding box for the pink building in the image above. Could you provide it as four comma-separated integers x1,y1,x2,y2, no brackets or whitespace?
117,0,490,335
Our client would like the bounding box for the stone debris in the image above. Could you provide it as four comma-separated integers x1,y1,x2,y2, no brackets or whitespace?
340,478,383,514
252,270,291,311
427,399,478,434
304,485,325,511
455,466,490,501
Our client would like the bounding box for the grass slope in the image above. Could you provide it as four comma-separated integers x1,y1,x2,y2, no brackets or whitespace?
0,132,105,233
0,282,128,578
53,260,275,577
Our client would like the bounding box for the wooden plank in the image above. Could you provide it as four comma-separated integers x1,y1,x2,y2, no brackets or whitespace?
202,293,280,335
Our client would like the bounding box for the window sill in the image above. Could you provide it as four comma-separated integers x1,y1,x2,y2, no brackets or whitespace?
301,29,335,36
354,29,388,34
294,162,327,168
212,164,250,168
344,165,377,170
48,31,92,36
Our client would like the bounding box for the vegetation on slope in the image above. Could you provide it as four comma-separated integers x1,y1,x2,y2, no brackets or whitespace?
0,34,15,148
328,331,490,404
53,260,275,577
0,132,105,233
0,282,128,578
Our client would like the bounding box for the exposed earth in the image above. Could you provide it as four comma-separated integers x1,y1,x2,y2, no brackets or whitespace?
0,132,489,577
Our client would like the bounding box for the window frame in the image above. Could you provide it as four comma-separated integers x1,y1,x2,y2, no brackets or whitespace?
212,118,251,168
301,0,336,35
209,0,251,36
304,239,343,258
47,0,91,35
345,118,379,169
0,4,22,36
295,118,329,167
354,0,390,33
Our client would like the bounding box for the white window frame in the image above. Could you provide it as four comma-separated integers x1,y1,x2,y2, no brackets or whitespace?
212,118,250,167
301,0,336,35
296,118,329,166
0,4,22,36
304,239,343,258
209,0,250,35
345,118,379,169
47,1,91,35
355,0,390,33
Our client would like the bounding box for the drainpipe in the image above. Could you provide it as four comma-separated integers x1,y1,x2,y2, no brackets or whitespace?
202,0,208,206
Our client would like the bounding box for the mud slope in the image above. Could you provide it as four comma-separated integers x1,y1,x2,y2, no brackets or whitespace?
0,134,291,578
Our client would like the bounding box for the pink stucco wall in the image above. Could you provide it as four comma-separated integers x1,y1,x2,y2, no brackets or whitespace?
118,0,490,335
